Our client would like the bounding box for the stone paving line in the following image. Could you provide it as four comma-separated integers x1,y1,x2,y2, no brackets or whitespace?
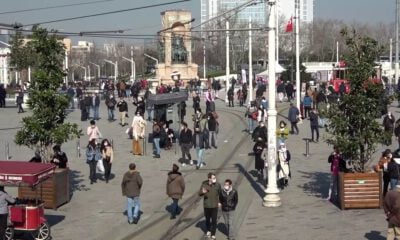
236,102,400,240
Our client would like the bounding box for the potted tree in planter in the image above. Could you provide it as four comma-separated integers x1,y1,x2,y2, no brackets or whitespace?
326,29,388,210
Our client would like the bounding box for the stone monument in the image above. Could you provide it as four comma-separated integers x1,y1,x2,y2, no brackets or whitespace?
157,10,199,85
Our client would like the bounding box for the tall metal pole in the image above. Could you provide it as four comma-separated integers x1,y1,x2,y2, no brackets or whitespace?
115,61,118,82
28,66,31,83
203,40,206,79
336,41,339,64
295,0,301,111
249,17,253,104
263,0,281,208
396,0,399,85
65,49,68,86
87,65,91,82
130,46,135,81
390,38,393,87
276,0,279,62
226,21,230,104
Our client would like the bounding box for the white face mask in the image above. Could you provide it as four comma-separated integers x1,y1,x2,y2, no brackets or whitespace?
211,179,217,184
224,185,230,191
104,143,108,146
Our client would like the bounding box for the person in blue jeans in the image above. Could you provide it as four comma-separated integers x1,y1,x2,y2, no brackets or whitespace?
388,157,400,190
121,163,143,224
193,127,206,169
152,121,161,158
92,93,101,120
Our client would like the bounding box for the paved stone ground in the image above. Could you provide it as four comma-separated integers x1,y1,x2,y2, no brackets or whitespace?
0,93,396,240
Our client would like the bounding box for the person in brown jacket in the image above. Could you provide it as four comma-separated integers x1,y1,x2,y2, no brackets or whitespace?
384,184,400,240
375,149,392,196
166,164,185,219
121,163,143,224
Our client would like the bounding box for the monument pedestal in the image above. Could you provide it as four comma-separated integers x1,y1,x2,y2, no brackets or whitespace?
157,63,198,85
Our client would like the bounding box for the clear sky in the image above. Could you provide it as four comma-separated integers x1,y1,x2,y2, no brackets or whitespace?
0,0,394,43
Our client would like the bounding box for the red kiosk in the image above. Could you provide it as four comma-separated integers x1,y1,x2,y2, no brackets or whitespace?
0,161,55,240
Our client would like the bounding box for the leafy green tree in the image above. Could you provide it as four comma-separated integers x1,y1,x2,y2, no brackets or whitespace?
326,29,387,172
11,26,81,162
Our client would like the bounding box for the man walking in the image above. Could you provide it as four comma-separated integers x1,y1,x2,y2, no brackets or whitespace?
67,85,75,109
309,109,319,142
166,164,185,219
105,95,116,121
384,184,400,240
199,172,221,240
152,121,161,158
117,97,128,126
288,103,300,135
121,163,143,224
92,93,101,120
219,179,238,240
179,122,193,166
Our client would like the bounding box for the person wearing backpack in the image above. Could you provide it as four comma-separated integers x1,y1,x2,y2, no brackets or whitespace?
86,139,102,184
106,95,117,121
166,164,185,219
246,102,257,134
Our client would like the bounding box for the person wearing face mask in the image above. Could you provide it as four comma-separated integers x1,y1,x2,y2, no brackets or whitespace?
253,137,266,184
101,139,114,183
179,122,193,166
193,92,201,112
375,149,392,196
252,121,268,143
199,173,221,240
277,142,291,190
383,112,396,146
193,126,207,169
219,179,238,240
276,121,289,145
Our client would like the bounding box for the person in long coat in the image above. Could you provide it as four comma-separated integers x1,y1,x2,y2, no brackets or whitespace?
383,112,395,146
277,142,291,190
166,164,185,219
131,111,146,155
253,138,266,183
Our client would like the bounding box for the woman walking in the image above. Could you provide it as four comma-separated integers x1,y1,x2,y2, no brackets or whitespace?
0,186,15,240
253,138,266,184
131,111,147,155
277,143,291,190
166,164,185,219
86,139,102,184
375,149,392,196
101,139,114,183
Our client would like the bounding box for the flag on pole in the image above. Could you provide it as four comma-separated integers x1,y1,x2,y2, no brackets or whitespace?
285,17,293,33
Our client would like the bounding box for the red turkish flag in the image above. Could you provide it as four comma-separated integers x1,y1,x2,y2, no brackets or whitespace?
285,17,293,33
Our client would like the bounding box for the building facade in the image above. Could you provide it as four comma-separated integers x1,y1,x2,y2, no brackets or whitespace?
200,0,313,30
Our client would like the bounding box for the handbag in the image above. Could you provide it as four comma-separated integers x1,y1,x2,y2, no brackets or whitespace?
97,159,105,173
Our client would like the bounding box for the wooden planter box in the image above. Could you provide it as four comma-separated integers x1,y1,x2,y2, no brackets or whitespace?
18,168,70,209
339,171,382,210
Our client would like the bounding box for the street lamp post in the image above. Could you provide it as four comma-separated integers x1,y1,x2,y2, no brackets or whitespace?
226,21,230,104
144,53,159,84
396,0,399,85
122,56,136,82
249,17,253,104
263,0,281,208
104,60,118,82
87,65,91,82
89,62,101,81
295,0,301,111
78,66,87,81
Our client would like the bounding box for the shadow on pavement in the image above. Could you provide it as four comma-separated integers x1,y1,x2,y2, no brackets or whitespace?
46,214,66,227
69,169,90,198
195,220,207,234
236,164,264,199
298,170,330,199
364,230,386,240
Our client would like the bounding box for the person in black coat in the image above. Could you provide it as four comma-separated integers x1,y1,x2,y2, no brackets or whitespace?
383,112,396,146
134,97,146,117
193,93,201,112
253,138,266,182
252,122,268,143
0,84,6,108
309,109,319,142
285,82,294,101
388,156,400,190
219,179,238,240
207,113,218,149
178,101,187,122
227,87,234,107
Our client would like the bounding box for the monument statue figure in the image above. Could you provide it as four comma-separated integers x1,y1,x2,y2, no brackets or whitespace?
172,35,187,64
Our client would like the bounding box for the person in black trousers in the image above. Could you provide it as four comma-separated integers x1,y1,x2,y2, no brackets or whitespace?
179,122,193,166
309,109,319,142
0,186,15,240
86,139,101,184
199,173,221,240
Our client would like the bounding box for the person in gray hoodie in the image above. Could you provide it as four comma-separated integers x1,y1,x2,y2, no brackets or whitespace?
0,186,15,240
121,163,143,224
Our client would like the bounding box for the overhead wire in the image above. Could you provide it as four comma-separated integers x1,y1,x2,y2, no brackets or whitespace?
23,0,191,27
0,0,115,15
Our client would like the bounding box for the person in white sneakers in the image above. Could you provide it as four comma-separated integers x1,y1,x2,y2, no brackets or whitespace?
179,122,193,167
